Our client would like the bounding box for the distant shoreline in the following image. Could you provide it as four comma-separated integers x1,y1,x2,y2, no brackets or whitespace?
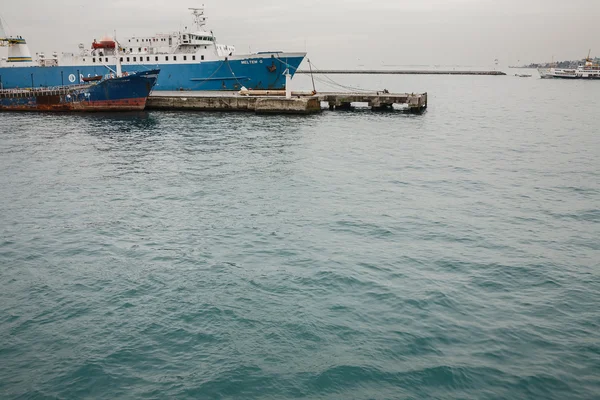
510,58,599,69
296,70,506,76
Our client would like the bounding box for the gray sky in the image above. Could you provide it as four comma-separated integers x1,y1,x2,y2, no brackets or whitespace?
1,0,599,67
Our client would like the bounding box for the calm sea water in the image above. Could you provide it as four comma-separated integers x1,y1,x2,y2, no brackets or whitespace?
1,74,599,399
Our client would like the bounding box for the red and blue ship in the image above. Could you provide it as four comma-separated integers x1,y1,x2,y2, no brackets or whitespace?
0,70,159,111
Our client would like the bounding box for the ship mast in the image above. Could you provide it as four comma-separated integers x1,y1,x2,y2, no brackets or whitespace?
584,49,593,68
188,6,207,30
115,44,122,78
114,30,122,78
0,15,8,44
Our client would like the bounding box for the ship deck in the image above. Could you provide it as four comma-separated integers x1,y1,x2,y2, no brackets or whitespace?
0,85,89,98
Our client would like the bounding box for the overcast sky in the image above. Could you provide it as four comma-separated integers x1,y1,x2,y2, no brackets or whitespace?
1,0,599,67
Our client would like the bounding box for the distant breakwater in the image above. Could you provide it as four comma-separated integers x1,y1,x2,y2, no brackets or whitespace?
297,70,507,76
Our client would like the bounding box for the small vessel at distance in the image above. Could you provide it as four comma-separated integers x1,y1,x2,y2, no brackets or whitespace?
0,69,159,111
515,73,532,78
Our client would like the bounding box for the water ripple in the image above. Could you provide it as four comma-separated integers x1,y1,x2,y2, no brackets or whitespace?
1,77,599,399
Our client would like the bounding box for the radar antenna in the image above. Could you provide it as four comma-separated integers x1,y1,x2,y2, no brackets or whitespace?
189,6,207,30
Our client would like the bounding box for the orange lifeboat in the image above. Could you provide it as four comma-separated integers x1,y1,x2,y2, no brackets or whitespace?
91,37,116,50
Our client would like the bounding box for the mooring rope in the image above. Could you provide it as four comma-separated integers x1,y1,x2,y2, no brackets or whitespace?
224,58,246,88
305,60,382,93
189,60,226,89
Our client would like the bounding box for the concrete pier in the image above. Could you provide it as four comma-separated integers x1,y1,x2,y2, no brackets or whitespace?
318,92,427,113
147,91,321,114
146,91,428,114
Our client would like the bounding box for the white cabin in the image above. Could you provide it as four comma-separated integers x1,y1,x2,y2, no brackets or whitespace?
1,7,237,68
81,7,235,67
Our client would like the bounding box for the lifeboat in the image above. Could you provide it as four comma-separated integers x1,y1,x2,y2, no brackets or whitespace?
91,36,116,50
82,75,103,82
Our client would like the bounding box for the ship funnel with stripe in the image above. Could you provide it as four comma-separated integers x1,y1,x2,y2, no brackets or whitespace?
0,16,33,63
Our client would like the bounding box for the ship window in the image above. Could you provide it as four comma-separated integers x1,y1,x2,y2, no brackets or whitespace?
192,55,196,61
204,46,207,49
183,55,187,61
120,57,123,62
155,56,158,61
165,56,169,61
133,57,136,61
83,58,85,62
92,57,95,62
136,39,139,42
128,39,131,42
146,56,150,61
105,58,108,62
138,48,141,52
201,55,204,61
130,48,133,52
127,57,130,62
173,56,177,61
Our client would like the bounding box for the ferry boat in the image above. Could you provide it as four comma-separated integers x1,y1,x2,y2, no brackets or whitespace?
0,69,159,111
541,51,600,79
0,7,306,91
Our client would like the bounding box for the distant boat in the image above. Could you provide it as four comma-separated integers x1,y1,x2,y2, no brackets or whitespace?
515,74,532,78
543,50,600,79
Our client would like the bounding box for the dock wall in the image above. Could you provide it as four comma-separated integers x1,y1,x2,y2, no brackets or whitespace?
147,95,322,114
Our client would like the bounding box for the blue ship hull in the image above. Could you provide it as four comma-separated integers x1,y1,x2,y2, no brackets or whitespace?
0,69,159,111
0,55,305,91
